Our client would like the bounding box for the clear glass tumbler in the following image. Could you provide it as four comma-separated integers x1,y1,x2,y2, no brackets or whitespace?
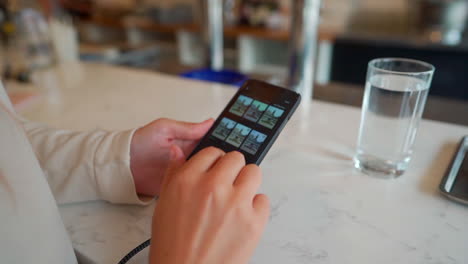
354,58,435,178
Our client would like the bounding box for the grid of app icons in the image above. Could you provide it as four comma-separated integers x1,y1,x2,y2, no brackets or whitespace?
211,118,268,155
240,130,267,155
229,95,253,117
230,94,285,129
211,93,286,155
212,117,236,140
258,106,285,129
244,100,268,122
225,123,252,147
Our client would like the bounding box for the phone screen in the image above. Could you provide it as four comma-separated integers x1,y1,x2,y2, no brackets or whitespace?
189,80,301,165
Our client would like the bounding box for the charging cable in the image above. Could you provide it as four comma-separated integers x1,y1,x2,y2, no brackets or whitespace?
117,239,151,264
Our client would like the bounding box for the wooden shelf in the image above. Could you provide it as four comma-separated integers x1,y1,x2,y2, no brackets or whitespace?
224,25,290,41
126,18,199,34
83,16,337,42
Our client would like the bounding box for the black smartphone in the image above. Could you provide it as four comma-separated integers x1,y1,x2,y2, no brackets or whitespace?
439,136,468,205
188,79,301,165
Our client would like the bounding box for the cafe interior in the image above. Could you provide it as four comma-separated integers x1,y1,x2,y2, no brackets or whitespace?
1,0,467,263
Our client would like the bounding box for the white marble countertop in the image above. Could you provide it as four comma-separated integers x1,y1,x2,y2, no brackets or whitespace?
9,62,468,264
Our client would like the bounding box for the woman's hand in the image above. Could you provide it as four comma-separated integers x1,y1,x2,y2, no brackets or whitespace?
130,118,214,196
150,146,270,264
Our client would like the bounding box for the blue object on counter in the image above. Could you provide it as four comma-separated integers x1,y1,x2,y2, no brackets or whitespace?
180,68,248,87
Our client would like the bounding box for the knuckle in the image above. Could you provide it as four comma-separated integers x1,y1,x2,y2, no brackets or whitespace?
238,165,261,188
203,146,225,157
155,119,170,133
228,151,246,164
154,118,169,128
245,164,261,176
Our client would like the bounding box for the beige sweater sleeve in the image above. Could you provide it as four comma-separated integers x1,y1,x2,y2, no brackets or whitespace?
0,85,151,205
21,121,152,205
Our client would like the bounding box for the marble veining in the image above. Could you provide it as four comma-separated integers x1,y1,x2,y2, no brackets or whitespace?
11,63,467,264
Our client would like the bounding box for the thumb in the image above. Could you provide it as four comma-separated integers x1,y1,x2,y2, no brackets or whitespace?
170,118,214,140
162,145,186,188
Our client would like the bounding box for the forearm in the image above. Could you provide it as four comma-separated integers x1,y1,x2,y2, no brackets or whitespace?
21,118,149,204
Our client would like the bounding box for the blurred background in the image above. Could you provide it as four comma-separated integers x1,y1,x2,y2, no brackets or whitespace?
1,0,467,125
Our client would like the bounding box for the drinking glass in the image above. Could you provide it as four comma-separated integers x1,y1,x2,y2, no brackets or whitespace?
354,58,435,178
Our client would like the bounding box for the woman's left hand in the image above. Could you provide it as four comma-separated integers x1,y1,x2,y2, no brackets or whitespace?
130,118,214,196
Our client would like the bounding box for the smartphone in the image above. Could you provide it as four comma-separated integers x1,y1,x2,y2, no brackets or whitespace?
188,79,301,165
439,136,468,205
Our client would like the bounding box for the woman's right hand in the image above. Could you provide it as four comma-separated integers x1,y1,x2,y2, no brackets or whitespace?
150,146,270,264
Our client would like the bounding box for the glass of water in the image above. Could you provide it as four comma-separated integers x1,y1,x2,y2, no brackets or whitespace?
354,58,435,178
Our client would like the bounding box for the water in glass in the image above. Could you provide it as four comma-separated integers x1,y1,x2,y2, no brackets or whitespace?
354,74,429,177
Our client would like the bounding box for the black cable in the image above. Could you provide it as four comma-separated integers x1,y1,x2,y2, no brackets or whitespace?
118,238,151,264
